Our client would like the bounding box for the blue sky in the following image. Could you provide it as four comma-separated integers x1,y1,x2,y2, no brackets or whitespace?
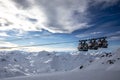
0,0,120,52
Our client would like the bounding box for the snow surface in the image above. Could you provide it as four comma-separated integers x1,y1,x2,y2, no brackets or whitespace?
0,50,96,79
1,70,120,80
0,48,120,80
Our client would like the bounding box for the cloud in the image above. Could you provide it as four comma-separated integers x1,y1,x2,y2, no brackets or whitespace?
108,31,120,41
0,0,119,51
13,0,32,9
0,0,46,32
35,0,92,33
109,36,120,41
12,0,90,33
76,31,102,38
0,41,18,47
0,32,9,37
0,41,19,51
0,0,91,34
34,0,119,33
0,0,119,34
22,46,76,52
91,0,119,8
29,42,35,45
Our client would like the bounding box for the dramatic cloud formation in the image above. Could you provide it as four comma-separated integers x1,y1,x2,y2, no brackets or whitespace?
0,0,119,51
0,0,119,34
0,0,46,33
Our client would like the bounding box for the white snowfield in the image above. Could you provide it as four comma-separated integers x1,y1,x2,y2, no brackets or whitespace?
1,70,120,80
0,50,96,78
0,48,120,80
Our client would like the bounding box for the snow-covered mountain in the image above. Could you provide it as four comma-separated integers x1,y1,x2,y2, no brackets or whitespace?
0,48,120,80
0,50,98,79
84,48,120,71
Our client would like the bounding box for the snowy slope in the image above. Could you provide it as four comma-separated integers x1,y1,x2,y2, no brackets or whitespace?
0,48,120,80
85,48,120,71
0,69,120,80
51,52,95,71
0,50,56,78
0,68,25,79
0,50,96,79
